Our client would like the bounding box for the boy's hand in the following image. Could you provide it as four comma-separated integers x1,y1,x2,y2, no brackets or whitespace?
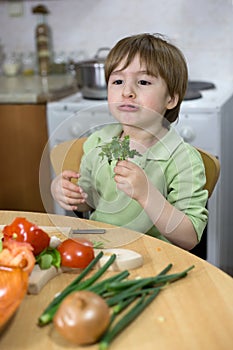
51,170,88,211
114,160,149,203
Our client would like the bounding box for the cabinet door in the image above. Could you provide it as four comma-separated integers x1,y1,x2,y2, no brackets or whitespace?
0,104,53,212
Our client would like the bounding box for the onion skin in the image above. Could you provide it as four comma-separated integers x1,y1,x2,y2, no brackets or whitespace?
53,290,111,345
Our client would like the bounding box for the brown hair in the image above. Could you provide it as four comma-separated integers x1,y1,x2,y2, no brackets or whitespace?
105,33,188,123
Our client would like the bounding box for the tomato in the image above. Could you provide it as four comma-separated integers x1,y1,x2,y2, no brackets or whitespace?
3,217,50,256
57,239,95,269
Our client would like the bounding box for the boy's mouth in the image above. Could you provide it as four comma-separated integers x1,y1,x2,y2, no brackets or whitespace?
118,103,139,112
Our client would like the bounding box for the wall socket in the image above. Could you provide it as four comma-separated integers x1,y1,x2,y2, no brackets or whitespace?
8,1,24,17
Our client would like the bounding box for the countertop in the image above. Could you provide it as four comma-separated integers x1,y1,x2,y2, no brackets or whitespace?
0,74,78,104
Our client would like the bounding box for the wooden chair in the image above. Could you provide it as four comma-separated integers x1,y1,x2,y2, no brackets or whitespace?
50,138,220,198
50,137,88,180
196,147,220,198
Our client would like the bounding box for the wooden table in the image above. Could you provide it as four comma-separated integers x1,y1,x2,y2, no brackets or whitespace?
0,210,233,350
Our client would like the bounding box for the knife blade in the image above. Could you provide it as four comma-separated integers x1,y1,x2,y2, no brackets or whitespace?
71,229,106,234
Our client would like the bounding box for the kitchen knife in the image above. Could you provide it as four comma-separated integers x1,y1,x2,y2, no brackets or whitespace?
71,229,106,234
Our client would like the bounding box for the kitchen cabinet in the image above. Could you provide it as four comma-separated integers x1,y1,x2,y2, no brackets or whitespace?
0,74,77,213
0,104,53,212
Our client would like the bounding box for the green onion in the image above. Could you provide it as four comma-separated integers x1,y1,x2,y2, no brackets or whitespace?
105,264,176,307
98,265,195,349
88,270,130,296
99,287,162,350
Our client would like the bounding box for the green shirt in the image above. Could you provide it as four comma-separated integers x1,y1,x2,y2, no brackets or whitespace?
78,124,208,243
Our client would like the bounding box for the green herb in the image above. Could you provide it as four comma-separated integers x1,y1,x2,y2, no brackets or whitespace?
36,247,61,270
98,135,142,165
92,241,104,249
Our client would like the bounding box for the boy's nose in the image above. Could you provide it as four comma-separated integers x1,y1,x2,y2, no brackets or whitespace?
122,85,136,98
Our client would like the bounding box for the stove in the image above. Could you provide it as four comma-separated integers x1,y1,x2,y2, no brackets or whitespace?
45,79,233,275
184,80,216,100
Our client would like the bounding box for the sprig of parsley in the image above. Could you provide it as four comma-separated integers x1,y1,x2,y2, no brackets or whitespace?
98,135,142,165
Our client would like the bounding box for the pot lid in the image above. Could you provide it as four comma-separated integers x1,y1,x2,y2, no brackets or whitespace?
77,47,110,66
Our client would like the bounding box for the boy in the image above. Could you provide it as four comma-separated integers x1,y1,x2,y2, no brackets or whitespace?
51,33,208,250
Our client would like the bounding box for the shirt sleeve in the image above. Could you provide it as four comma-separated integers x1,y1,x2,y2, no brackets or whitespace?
165,144,209,241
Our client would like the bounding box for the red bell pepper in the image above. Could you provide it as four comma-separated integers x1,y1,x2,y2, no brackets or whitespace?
2,217,50,256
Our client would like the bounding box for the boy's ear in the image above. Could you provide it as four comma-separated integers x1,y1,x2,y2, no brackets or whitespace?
167,94,179,110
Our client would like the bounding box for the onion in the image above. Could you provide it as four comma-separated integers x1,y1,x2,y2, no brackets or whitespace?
53,290,111,345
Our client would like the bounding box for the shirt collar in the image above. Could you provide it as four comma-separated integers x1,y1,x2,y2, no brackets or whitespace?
146,126,183,161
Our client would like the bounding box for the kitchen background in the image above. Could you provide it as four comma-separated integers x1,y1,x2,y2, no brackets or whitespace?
0,0,232,80
0,0,233,275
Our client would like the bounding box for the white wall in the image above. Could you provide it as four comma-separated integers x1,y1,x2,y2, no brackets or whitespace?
0,0,232,80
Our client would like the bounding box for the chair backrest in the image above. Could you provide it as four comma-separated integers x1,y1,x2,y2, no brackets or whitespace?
50,137,88,178
50,139,220,198
195,147,220,198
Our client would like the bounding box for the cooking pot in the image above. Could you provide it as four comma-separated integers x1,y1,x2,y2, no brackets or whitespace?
75,48,109,99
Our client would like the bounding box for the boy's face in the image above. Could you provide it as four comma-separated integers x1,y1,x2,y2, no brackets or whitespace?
107,55,178,130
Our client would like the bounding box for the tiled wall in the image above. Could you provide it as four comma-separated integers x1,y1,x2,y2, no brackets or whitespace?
0,0,232,80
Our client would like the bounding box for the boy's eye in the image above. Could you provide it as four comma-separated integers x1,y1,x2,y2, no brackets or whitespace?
139,80,151,85
113,79,123,85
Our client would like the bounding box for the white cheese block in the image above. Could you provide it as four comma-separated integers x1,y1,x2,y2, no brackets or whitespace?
94,248,143,271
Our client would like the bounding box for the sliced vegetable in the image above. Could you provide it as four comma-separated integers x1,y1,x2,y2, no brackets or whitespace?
36,247,61,270
49,235,62,249
3,217,50,256
54,291,111,345
0,265,28,328
98,135,142,165
0,239,35,274
57,238,95,269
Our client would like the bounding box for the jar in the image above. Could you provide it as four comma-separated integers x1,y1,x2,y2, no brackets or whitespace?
22,52,35,76
3,53,21,77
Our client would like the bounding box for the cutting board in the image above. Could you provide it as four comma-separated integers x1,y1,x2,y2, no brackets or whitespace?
28,248,143,294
